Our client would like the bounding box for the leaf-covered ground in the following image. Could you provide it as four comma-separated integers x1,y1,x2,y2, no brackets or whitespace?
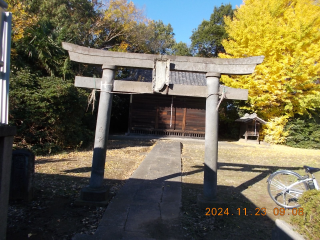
7,139,320,239
7,140,155,240
181,140,320,240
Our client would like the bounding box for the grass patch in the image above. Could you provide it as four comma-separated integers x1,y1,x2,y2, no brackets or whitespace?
181,141,320,239
291,190,320,240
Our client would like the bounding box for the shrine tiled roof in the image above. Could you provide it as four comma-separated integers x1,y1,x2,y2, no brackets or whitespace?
119,68,207,86
235,113,267,124
171,71,206,86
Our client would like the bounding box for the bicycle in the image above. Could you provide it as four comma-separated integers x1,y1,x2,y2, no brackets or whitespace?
267,166,320,209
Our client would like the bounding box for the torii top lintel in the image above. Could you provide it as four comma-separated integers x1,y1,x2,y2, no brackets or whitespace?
62,42,264,75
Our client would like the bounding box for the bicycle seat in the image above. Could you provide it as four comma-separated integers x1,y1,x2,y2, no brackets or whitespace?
304,165,320,174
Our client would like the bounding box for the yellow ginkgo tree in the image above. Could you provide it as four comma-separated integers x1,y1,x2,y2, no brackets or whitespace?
7,0,38,59
94,0,147,50
7,0,38,42
220,0,320,143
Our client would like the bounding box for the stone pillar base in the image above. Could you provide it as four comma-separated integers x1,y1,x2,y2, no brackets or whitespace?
75,186,111,207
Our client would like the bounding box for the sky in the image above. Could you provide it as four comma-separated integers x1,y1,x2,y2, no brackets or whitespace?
132,0,244,45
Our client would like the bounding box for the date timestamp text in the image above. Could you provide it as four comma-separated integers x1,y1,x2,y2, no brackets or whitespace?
205,208,267,216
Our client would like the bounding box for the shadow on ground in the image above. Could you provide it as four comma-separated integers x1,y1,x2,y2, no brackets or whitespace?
180,162,305,240
6,139,314,240
7,164,296,240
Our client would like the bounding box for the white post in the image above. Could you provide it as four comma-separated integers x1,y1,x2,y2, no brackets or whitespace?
0,11,12,124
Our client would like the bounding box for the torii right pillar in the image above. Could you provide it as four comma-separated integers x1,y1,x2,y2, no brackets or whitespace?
203,72,221,200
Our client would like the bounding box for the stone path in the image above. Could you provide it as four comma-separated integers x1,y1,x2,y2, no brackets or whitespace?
74,141,182,240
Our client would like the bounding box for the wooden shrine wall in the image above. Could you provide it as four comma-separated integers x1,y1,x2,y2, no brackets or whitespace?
129,95,206,138
238,120,262,140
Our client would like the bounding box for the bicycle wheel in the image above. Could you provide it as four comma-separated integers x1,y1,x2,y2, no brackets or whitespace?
267,170,308,209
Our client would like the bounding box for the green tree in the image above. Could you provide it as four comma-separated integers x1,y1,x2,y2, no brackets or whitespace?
8,0,179,154
9,70,95,154
7,0,38,43
94,0,147,50
125,20,176,54
9,0,98,77
143,20,175,54
10,0,177,75
220,0,320,143
170,42,192,56
190,3,233,57
285,116,320,149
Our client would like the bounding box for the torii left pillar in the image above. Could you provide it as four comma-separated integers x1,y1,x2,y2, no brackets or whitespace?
78,65,115,205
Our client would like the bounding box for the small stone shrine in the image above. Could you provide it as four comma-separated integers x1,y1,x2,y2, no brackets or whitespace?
235,113,267,142
10,149,35,201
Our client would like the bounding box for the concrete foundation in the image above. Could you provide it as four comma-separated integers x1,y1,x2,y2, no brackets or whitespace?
0,125,16,240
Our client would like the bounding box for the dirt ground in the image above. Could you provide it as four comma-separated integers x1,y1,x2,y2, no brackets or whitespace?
7,140,155,240
181,140,320,239
6,139,320,240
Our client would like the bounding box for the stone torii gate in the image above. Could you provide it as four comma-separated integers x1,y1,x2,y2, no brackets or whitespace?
62,42,264,204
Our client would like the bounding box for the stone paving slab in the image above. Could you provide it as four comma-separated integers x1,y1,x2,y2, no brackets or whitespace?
125,204,160,232
73,141,182,240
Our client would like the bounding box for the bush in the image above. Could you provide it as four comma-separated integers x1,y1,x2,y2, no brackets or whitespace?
9,70,96,155
218,100,241,140
263,116,289,144
285,117,320,149
291,190,320,240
